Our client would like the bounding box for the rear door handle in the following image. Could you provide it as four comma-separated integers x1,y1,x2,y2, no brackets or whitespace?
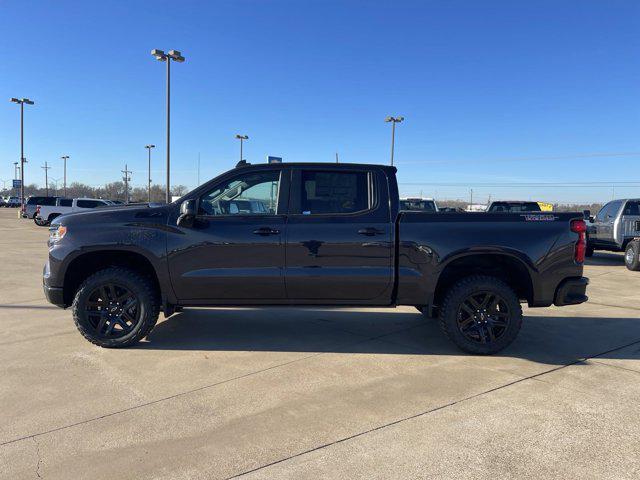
357,227,385,236
253,227,280,236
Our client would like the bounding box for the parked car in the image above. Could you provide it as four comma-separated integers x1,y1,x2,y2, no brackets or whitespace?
585,199,640,256
24,196,59,219
399,197,438,212
43,162,588,354
35,198,113,226
487,201,542,213
625,238,640,271
5,196,21,208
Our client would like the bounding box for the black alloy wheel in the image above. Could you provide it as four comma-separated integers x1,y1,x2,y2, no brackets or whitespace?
84,283,140,338
456,291,510,344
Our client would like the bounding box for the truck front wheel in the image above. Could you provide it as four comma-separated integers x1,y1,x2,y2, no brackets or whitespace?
72,267,160,347
439,275,523,355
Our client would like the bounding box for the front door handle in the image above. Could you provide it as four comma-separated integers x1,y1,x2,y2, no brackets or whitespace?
253,227,280,236
357,227,385,236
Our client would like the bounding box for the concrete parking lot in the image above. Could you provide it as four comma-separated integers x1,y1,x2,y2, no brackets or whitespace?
1,208,639,480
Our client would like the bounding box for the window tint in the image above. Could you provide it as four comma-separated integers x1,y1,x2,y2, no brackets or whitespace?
77,200,105,209
623,201,640,216
27,197,45,205
59,199,72,207
199,169,280,216
299,171,370,215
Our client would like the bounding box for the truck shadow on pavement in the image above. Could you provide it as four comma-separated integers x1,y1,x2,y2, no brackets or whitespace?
139,307,640,365
585,252,625,267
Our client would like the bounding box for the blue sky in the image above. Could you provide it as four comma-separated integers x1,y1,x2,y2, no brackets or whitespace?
1,0,639,203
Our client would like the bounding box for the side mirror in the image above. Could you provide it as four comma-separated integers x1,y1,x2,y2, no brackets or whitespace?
177,199,196,227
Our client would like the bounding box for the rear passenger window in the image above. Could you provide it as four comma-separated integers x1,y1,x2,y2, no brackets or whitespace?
77,200,104,209
59,199,72,207
299,171,371,215
623,201,640,216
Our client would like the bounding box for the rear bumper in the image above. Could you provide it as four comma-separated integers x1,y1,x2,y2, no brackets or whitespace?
554,277,589,306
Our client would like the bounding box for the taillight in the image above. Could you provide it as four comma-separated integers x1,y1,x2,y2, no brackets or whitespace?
36,205,41,215
571,219,587,263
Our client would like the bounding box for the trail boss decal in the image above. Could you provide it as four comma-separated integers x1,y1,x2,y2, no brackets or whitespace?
521,214,557,221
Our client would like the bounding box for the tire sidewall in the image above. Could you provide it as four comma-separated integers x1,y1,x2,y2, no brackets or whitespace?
72,269,154,347
440,276,523,354
626,242,640,271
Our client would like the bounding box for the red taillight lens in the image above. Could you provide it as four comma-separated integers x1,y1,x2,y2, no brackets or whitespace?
36,205,40,214
571,219,587,263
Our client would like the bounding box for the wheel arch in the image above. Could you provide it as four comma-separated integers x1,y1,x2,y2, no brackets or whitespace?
433,253,534,309
62,249,163,307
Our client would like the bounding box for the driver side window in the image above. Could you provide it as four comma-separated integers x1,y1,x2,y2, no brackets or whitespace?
198,169,280,216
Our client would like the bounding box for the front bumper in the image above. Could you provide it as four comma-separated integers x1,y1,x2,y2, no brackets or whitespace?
43,284,66,307
43,261,66,308
554,277,589,306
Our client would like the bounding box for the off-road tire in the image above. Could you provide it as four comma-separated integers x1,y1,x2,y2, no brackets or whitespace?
625,240,640,271
72,267,160,347
439,275,523,355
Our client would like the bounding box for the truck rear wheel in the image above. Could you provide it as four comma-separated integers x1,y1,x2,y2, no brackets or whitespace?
625,240,640,271
72,267,159,348
34,216,48,226
438,275,523,354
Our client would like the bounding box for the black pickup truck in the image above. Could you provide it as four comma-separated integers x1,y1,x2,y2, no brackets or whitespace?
43,162,589,354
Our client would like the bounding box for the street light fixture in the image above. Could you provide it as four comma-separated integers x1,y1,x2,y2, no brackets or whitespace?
151,48,185,203
145,144,156,202
60,155,70,197
384,116,404,166
235,134,249,163
10,97,35,216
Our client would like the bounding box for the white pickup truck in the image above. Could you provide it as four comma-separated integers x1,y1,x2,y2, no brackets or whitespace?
35,198,114,226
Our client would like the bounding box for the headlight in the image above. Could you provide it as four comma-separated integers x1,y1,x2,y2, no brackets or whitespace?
49,225,68,243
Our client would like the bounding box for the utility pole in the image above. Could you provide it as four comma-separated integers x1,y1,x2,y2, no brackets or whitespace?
121,164,132,204
145,145,155,203
469,188,473,209
151,49,186,203
335,152,339,163
41,162,51,196
10,97,35,216
61,156,69,197
384,116,404,166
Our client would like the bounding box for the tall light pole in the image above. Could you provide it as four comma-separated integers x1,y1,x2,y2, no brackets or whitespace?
235,134,248,163
10,97,34,215
145,144,155,203
151,48,185,203
384,116,404,166
60,155,69,197
41,162,51,196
